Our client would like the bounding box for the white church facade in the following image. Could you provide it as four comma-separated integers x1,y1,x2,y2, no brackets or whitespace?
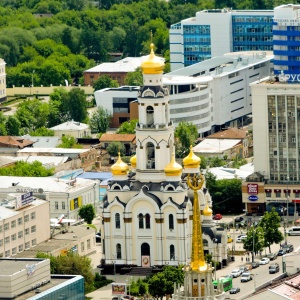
100,44,228,275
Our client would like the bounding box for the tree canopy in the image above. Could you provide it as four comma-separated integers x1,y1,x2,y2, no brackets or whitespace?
117,119,138,134
107,141,126,157
89,106,111,134
78,204,96,224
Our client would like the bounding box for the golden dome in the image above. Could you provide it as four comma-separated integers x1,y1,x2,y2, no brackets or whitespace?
183,145,201,169
164,153,182,176
111,152,129,176
203,201,212,216
141,43,165,75
130,154,136,168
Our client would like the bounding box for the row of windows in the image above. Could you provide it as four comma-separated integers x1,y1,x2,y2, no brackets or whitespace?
184,37,210,43
234,45,273,51
55,201,66,210
0,213,36,232
234,37,272,42
184,46,211,52
0,226,36,246
233,26,272,33
183,25,210,34
81,239,92,252
114,213,176,230
1,239,36,258
232,16,273,23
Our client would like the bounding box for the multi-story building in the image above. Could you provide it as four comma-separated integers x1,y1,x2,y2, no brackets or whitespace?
170,8,273,71
0,195,50,258
95,51,272,136
0,58,6,102
273,4,300,81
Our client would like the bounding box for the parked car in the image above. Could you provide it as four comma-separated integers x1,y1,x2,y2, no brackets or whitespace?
235,216,244,222
259,257,270,265
213,214,223,220
277,249,287,256
240,272,252,282
229,287,241,294
269,263,280,274
236,235,247,243
231,269,242,278
239,266,248,273
267,252,277,261
245,263,253,270
224,274,234,279
251,261,260,269
282,244,294,253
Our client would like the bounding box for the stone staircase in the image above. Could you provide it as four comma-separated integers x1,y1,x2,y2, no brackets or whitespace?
127,267,153,276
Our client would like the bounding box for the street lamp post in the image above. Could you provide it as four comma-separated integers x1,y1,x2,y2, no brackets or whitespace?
252,226,255,263
286,176,290,219
112,254,117,282
283,219,287,245
213,238,218,281
127,276,132,297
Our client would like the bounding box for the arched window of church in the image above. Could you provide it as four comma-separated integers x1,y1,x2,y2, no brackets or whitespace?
146,142,155,169
170,244,175,260
138,213,144,229
203,239,208,247
169,214,174,230
145,213,151,229
115,213,120,229
146,105,154,125
116,243,121,259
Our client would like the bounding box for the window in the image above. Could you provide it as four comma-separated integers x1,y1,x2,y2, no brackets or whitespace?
18,244,23,252
31,225,36,233
0,239,2,247
115,213,121,229
18,231,23,239
25,228,29,235
31,212,36,220
169,214,174,230
62,202,66,210
5,236,10,244
116,243,121,259
12,247,17,255
25,242,30,249
145,214,151,229
275,191,281,197
5,250,10,257
32,239,36,246
138,213,144,229
74,198,79,209
4,223,9,231
81,242,84,252
11,234,16,241
170,245,175,260
0,225,2,233
18,217,22,225
11,220,16,228
55,201,59,210
87,239,91,249
24,215,29,223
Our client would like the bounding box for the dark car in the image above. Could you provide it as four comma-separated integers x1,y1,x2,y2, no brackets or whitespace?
251,261,260,269
229,287,241,294
277,249,287,256
269,263,280,274
267,252,278,261
282,244,294,253
235,216,244,222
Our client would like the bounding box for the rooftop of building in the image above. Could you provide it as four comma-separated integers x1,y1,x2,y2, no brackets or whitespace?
193,138,241,154
164,51,273,83
0,136,35,148
17,147,90,154
99,133,136,143
49,120,89,131
207,127,248,139
0,176,97,193
21,135,61,148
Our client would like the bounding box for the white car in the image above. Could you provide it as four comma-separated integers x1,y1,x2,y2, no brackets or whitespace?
259,257,270,265
231,269,242,278
236,235,247,243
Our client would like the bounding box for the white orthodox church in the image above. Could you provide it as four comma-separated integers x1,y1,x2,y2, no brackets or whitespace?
100,44,228,282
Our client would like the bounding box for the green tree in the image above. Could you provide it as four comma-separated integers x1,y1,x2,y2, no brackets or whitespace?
106,141,125,157
124,68,143,86
78,204,96,224
175,122,198,157
5,115,21,136
0,112,7,135
30,126,55,136
89,107,111,134
0,161,54,176
57,135,82,149
243,226,264,258
117,119,138,134
259,207,284,253
93,74,119,92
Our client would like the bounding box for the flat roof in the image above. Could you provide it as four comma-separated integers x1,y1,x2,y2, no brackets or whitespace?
17,148,90,154
0,258,45,275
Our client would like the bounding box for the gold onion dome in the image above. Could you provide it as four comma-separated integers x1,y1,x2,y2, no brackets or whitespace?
164,153,182,176
203,201,212,216
130,154,137,168
141,43,165,75
111,152,129,176
183,145,201,168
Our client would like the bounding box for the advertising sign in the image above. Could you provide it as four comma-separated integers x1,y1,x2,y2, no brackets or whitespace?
247,184,258,195
248,195,258,201
112,283,126,295
16,192,34,210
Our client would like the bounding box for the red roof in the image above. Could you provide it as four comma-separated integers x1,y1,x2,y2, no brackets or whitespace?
207,128,247,139
0,136,35,148
100,134,136,143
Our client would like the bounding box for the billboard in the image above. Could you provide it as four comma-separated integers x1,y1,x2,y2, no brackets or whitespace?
112,283,126,295
16,192,34,210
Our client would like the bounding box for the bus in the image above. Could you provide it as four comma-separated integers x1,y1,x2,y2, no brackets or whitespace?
213,277,233,292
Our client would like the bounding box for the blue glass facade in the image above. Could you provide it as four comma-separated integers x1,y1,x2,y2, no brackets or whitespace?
183,25,211,67
232,16,273,52
29,275,85,300
273,24,300,77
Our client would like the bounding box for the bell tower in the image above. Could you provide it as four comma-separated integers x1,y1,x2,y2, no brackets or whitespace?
135,43,174,182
